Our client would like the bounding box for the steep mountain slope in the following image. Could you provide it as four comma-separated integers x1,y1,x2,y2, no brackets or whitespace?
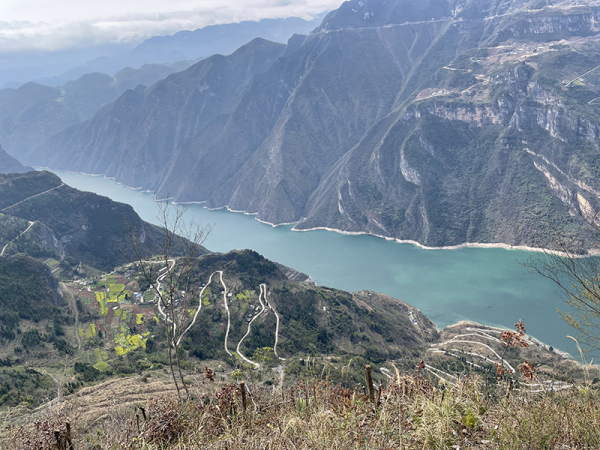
0,171,196,271
38,38,287,189
0,64,182,160
0,254,61,326
0,144,31,173
0,246,438,409
33,0,600,249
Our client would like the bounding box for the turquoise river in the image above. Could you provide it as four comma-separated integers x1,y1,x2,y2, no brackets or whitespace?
52,170,585,358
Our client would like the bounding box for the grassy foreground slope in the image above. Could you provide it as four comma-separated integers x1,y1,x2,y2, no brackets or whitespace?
8,361,600,449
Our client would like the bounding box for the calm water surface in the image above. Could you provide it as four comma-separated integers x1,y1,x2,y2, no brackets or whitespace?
51,170,581,357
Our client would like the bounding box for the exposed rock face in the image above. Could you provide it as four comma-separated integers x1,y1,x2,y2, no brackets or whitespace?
26,0,600,249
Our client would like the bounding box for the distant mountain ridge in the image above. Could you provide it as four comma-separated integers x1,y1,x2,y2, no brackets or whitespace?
0,64,188,159
0,145,31,173
29,38,287,185
18,0,600,249
59,13,327,83
2,13,327,89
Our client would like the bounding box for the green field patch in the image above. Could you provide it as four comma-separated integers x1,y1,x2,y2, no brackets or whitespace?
106,284,125,302
93,361,111,372
202,286,212,306
44,258,59,268
114,309,122,318
86,323,96,338
128,334,146,349
136,314,143,324
187,309,195,317
114,332,128,347
78,327,85,338
94,348,108,363
113,332,148,355
95,292,108,316
143,291,155,302
235,290,251,302
153,316,159,324
121,311,132,325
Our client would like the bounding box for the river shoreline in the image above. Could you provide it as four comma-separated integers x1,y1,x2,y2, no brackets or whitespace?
46,168,592,358
291,226,600,258
44,167,600,257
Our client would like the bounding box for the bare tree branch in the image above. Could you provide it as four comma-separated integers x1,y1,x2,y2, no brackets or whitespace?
129,199,211,399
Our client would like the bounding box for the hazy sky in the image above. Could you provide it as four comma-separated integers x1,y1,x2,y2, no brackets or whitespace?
0,0,342,53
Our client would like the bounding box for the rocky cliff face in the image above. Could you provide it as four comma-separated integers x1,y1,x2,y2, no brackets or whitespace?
29,0,600,249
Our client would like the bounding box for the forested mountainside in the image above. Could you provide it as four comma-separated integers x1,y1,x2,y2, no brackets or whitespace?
182,250,437,361
0,248,439,409
16,0,600,249
0,171,193,271
0,145,31,173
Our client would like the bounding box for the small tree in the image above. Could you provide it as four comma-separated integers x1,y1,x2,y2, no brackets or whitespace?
130,200,211,399
528,230,600,352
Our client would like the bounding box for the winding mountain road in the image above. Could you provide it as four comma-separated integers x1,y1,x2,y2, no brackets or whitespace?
236,284,267,368
166,269,231,357
0,221,35,256
150,261,281,366
155,259,176,325
220,271,232,357
264,290,286,361
1,183,64,212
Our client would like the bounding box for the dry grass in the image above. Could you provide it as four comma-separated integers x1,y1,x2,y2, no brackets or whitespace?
6,368,600,450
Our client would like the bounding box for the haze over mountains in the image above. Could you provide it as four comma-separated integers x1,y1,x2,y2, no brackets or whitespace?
4,0,600,250
0,64,188,158
0,14,327,88
0,145,31,174
52,14,328,86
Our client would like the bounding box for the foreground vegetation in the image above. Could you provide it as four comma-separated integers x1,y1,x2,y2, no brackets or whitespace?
8,364,600,450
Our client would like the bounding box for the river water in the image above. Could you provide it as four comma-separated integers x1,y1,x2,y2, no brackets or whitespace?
51,170,582,357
